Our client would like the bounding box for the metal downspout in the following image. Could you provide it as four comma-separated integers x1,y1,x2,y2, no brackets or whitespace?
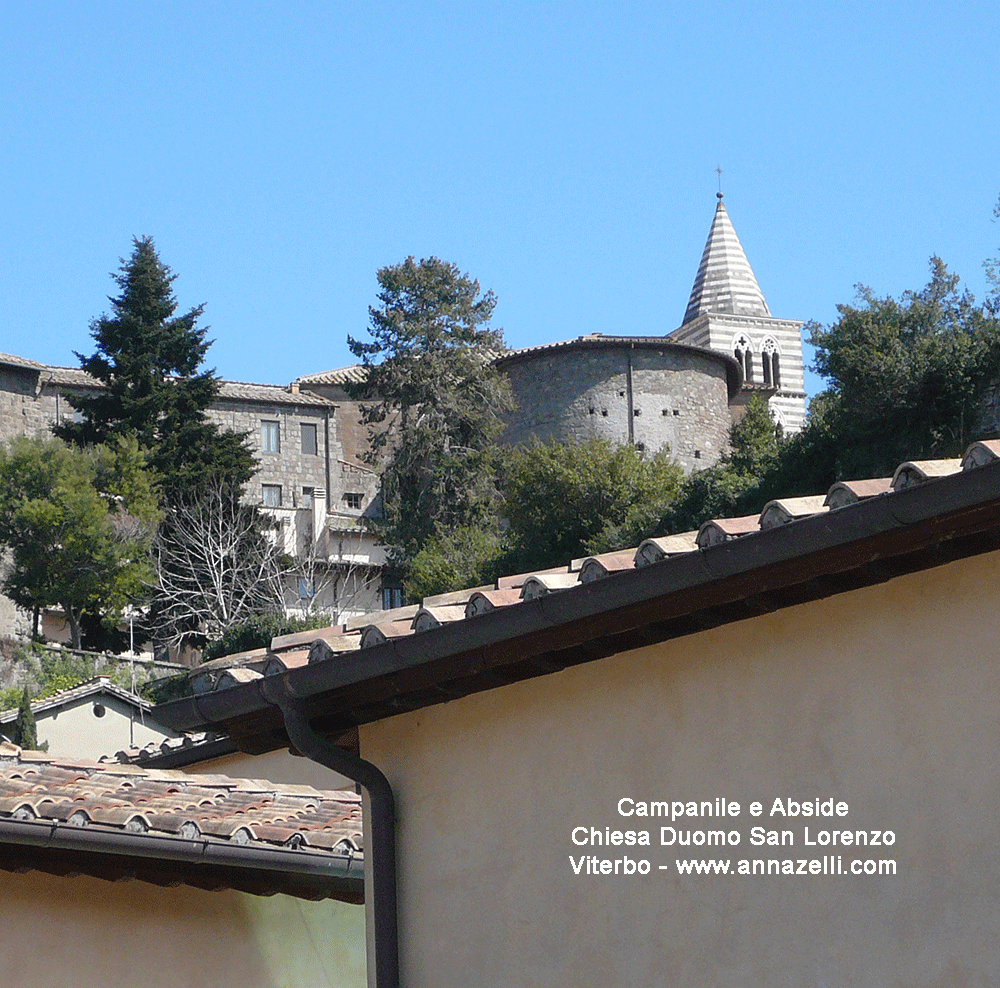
263,678,400,988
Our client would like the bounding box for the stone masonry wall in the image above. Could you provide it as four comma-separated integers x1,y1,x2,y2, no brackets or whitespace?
497,342,732,472
206,401,332,510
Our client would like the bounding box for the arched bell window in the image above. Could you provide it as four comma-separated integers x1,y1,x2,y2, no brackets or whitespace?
733,334,754,384
761,337,780,388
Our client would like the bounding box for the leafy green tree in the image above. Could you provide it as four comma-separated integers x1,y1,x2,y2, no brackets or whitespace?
501,438,684,574
12,687,38,750
406,522,505,601
201,612,333,663
347,257,514,580
0,435,159,649
662,394,784,532
54,236,255,496
806,257,1000,478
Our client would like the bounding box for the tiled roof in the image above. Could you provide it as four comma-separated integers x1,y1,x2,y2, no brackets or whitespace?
0,742,363,901
296,364,369,386
154,440,996,722
0,677,153,724
106,731,237,768
217,381,334,407
0,351,45,370
682,196,771,325
38,362,333,406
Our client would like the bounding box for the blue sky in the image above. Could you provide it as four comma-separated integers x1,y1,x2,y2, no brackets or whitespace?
2,2,998,401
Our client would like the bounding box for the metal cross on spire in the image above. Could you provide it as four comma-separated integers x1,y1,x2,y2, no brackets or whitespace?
716,165,724,199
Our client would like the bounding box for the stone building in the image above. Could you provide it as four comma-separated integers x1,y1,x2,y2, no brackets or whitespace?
496,336,740,472
497,194,807,465
0,194,805,636
0,355,385,638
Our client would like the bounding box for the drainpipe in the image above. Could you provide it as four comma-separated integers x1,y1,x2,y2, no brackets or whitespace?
626,343,635,445
262,676,399,988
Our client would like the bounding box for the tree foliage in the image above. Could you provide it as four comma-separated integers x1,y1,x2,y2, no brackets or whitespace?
406,521,505,602
54,236,255,496
0,436,160,649
501,438,685,575
200,612,332,664
11,686,37,749
807,257,1000,478
346,257,514,578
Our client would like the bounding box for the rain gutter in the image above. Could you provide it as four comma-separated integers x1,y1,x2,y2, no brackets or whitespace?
261,675,400,988
0,816,362,889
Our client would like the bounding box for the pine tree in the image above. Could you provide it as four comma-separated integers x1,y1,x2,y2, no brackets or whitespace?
12,686,37,750
55,236,255,496
347,257,514,579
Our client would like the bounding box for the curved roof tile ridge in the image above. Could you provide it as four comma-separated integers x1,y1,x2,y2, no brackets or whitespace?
891,458,963,490
180,439,1000,705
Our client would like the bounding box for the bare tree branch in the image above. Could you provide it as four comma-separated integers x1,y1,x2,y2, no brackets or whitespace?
148,481,286,650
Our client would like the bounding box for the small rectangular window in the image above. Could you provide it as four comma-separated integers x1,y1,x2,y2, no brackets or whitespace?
344,492,363,511
382,586,404,610
301,423,318,456
262,421,280,454
298,578,315,600
262,484,282,507
302,485,315,498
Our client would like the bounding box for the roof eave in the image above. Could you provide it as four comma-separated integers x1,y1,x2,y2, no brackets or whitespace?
154,462,1000,749
0,816,364,902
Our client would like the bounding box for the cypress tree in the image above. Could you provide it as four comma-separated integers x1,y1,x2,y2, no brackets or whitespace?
12,686,37,750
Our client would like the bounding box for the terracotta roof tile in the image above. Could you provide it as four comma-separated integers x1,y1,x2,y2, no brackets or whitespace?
0,742,362,897
295,364,368,386
465,588,524,617
758,495,829,530
961,440,1000,471
166,439,1000,707
412,605,468,632
0,352,45,370
696,514,761,548
578,552,637,583
521,573,582,600
635,531,700,567
824,478,893,508
891,458,963,490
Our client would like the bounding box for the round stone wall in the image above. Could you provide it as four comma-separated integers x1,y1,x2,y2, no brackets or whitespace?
495,337,739,473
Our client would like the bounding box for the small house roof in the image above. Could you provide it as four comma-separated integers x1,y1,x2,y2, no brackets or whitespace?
0,742,363,901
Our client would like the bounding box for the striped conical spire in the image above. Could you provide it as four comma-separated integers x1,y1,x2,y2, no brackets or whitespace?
682,195,770,325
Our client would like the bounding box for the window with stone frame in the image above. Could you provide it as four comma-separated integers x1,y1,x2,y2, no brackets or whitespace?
262,484,282,507
300,422,318,456
261,420,280,454
344,492,363,511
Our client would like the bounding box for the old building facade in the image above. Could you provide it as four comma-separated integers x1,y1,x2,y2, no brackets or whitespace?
0,356,384,638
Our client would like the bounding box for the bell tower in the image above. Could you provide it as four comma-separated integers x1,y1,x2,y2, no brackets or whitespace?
670,193,806,432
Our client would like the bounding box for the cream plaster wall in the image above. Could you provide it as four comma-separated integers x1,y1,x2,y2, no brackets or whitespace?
360,549,1000,987
0,870,366,988
35,695,176,759
189,746,354,792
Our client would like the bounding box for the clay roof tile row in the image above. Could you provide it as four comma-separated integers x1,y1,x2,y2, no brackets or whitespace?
172,440,996,698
